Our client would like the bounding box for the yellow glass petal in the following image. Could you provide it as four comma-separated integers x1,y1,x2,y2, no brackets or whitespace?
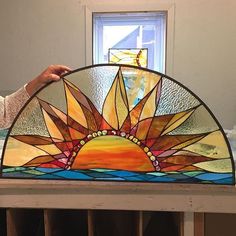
52,138,65,143
118,71,129,107
194,159,232,173
3,137,48,166
36,144,62,155
102,75,118,129
69,127,86,140
139,85,159,121
129,98,147,127
171,136,205,150
51,106,67,124
116,75,129,128
184,131,230,158
142,73,161,101
42,109,64,141
173,150,200,156
135,119,152,140
65,84,87,128
162,109,195,135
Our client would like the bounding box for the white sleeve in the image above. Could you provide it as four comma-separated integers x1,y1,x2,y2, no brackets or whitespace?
0,86,30,129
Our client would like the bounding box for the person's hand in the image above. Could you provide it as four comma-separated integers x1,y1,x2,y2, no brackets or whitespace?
35,64,71,84
26,65,72,96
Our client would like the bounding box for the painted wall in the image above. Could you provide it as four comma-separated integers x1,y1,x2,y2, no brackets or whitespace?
0,0,235,128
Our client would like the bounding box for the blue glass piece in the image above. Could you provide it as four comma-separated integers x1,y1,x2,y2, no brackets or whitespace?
183,171,204,177
195,173,232,181
2,172,33,178
91,168,115,172
2,167,20,173
213,177,233,184
147,172,167,177
85,171,114,178
53,170,93,180
177,178,201,183
167,174,190,180
123,176,148,181
38,174,64,179
133,174,157,181
107,170,137,177
96,177,125,181
36,168,61,173
149,176,176,182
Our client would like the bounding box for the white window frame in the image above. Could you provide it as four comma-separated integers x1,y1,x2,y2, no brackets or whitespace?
93,12,166,72
84,2,175,75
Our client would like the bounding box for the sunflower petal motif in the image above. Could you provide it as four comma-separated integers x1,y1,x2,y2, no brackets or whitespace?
0,65,234,185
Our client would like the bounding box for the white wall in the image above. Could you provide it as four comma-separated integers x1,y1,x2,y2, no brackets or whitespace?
0,0,235,128
0,0,85,91
173,0,236,129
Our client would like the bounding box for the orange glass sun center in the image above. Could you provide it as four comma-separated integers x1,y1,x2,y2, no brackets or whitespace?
71,135,155,172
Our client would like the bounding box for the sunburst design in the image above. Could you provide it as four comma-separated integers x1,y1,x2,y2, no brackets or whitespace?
1,65,234,184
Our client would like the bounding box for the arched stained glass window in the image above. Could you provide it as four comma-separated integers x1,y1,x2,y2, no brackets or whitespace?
0,65,234,185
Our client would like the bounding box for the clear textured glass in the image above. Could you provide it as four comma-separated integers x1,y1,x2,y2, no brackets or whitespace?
155,77,200,115
11,98,49,136
64,66,119,113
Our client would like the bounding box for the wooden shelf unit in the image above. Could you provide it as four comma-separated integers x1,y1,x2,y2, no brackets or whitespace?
1,208,182,236
1,179,236,236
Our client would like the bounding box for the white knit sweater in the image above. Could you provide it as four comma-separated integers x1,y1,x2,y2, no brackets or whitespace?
0,86,30,129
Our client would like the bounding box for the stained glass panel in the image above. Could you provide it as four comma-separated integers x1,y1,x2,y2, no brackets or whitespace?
108,48,148,67
0,65,234,185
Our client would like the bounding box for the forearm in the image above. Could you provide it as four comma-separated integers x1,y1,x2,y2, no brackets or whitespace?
0,87,30,129
0,65,71,129
25,76,46,96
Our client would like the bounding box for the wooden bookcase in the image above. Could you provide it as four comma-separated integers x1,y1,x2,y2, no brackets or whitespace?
1,179,236,236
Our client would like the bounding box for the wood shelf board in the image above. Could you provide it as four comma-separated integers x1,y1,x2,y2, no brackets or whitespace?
0,179,236,213
0,179,235,192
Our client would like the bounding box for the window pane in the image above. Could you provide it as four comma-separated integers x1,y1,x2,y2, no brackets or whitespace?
93,12,166,73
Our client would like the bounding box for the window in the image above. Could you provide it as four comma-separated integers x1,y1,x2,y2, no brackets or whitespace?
93,12,166,73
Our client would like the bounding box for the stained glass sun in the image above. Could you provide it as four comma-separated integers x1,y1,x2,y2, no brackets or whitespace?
0,65,234,184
